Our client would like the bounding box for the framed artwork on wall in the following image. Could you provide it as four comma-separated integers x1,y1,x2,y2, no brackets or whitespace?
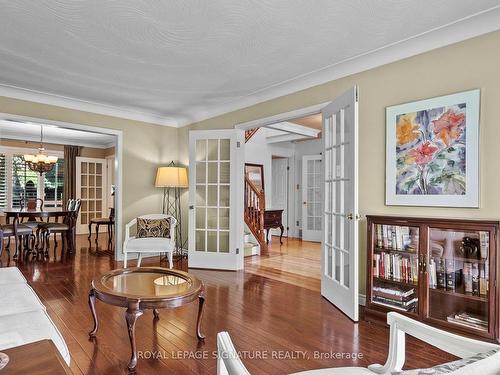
386,89,480,207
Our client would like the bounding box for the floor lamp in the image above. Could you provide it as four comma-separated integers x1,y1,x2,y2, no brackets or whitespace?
155,162,188,258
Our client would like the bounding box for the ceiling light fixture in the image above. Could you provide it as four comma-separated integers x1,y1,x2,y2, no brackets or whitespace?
23,124,58,175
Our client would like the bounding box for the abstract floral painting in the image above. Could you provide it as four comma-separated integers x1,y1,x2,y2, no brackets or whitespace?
386,90,480,207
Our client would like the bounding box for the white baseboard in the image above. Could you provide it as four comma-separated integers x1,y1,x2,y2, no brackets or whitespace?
359,294,366,307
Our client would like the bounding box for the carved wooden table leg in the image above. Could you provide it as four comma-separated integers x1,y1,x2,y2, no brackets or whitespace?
279,224,284,245
126,302,143,371
88,288,98,338
153,309,160,319
196,287,206,341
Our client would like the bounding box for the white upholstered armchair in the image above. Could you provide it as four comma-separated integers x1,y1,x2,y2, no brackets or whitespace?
123,214,177,268
217,312,500,375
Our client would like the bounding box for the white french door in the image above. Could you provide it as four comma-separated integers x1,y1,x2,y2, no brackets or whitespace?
188,130,244,270
271,157,288,237
76,157,107,234
301,155,322,242
322,86,359,321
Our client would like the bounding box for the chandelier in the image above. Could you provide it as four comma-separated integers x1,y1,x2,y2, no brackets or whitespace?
23,125,58,175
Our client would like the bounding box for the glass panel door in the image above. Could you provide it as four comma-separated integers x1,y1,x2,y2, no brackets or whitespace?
194,138,230,254
188,129,244,270
76,157,107,234
427,227,490,333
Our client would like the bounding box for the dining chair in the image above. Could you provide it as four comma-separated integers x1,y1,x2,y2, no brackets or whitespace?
39,199,81,258
88,207,115,244
0,215,34,261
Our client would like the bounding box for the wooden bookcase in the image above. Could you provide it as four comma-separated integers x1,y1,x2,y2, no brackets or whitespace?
365,215,499,342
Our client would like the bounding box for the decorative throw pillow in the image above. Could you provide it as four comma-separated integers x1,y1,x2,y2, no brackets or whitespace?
391,349,499,375
136,217,170,238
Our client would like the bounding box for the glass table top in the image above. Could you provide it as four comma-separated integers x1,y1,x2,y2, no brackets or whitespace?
100,270,194,298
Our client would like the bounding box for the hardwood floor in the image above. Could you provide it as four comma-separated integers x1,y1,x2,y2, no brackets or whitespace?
245,237,320,292
0,234,456,374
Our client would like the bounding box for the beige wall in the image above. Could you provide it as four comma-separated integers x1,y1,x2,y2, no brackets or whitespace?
179,30,500,294
0,97,178,251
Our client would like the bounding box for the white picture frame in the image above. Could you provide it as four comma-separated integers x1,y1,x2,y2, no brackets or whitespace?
386,89,480,207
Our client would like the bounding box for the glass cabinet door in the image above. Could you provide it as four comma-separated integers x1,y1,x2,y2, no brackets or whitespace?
371,223,420,314
426,227,490,334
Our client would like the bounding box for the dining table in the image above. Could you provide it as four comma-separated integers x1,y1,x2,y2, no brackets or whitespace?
2,208,75,256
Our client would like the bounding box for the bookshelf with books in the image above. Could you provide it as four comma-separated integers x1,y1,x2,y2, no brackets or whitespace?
366,216,499,341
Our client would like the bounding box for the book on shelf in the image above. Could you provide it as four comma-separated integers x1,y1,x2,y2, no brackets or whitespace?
471,263,479,296
435,258,446,289
463,262,473,293
428,258,437,288
372,296,418,311
479,231,489,259
447,312,488,331
372,285,415,300
375,224,416,251
373,251,418,284
479,264,488,296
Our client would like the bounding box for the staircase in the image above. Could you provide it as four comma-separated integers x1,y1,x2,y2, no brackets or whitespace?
244,176,268,255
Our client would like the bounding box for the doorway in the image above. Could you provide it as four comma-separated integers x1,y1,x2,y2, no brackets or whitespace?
0,113,123,260
235,87,360,322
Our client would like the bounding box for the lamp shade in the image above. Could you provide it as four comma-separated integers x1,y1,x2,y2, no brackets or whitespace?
155,166,188,188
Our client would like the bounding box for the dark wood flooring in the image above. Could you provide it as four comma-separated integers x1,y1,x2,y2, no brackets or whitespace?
0,234,456,374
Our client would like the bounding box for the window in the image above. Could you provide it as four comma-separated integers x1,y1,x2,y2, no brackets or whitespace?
44,159,64,207
12,155,39,208
0,148,64,209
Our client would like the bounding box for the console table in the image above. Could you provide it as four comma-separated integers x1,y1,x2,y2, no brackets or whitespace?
264,209,284,244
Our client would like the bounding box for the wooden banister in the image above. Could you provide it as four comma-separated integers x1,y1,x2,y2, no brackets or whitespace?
245,128,259,143
244,176,267,254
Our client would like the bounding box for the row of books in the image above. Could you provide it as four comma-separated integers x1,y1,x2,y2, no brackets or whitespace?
375,224,416,251
428,258,488,296
447,312,488,331
372,285,417,312
373,252,418,284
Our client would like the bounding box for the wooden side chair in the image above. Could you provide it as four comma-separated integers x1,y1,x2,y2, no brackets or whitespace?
39,199,81,258
88,208,115,243
0,216,34,261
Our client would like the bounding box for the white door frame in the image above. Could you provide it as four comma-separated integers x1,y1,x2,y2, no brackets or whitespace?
188,129,245,270
0,112,123,260
301,154,322,242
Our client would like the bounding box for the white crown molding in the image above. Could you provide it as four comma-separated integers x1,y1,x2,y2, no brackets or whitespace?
178,6,500,127
0,84,179,128
0,6,499,129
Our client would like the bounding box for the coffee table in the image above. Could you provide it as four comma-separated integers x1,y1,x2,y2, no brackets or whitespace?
88,267,205,371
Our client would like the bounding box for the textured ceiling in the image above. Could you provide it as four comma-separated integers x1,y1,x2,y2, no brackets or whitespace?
0,1,499,126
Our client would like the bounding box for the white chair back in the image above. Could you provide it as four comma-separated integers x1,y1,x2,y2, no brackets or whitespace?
217,332,251,375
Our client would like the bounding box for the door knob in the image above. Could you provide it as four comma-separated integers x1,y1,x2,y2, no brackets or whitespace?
346,213,360,220
347,213,353,220
303,201,307,205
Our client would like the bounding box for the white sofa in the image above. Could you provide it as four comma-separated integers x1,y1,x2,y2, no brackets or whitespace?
123,214,177,268
0,267,70,366
217,312,500,375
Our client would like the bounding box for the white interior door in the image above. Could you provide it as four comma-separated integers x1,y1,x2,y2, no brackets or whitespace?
188,129,244,270
271,157,288,237
301,155,322,242
322,86,359,321
76,157,107,234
